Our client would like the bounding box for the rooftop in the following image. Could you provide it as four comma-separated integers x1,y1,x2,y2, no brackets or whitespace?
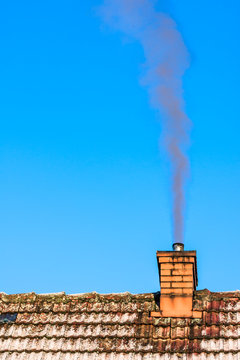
0,289,240,359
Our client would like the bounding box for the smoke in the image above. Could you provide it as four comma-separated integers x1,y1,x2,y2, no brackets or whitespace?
98,0,190,244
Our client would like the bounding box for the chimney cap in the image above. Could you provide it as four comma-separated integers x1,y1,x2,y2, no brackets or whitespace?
172,242,184,251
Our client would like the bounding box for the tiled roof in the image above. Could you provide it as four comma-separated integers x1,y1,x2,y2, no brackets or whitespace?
0,289,239,359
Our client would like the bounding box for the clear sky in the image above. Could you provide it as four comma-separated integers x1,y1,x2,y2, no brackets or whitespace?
0,0,239,294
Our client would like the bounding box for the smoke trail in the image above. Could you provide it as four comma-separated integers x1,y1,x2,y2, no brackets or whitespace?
98,0,190,243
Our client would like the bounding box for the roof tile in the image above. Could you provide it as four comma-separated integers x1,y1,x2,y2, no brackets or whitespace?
0,291,239,358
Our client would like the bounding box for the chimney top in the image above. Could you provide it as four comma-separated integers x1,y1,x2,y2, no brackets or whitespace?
172,242,184,251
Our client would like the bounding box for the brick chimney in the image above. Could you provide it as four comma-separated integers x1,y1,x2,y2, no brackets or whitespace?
156,243,198,318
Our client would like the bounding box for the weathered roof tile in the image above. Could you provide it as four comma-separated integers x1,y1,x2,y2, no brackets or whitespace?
0,290,239,358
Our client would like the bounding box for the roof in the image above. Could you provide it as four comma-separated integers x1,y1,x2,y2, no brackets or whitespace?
0,289,239,359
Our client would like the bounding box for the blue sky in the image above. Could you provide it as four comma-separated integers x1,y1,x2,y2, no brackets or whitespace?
0,0,239,294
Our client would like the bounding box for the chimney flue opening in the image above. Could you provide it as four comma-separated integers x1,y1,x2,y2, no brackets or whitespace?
172,242,184,251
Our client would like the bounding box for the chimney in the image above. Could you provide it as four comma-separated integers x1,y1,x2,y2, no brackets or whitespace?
156,243,198,317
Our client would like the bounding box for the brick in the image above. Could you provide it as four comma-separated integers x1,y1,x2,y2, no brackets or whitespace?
172,263,192,270
161,288,185,295
182,275,193,282
160,282,171,288
182,263,193,269
161,288,180,294
162,287,193,294
161,264,175,270
158,257,172,263
161,288,193,295
181,290,194,295
172,269,193,276
173,264,185,269
161,270,171,276
161,288,193,296
172,282,193,288
161,276,182,282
